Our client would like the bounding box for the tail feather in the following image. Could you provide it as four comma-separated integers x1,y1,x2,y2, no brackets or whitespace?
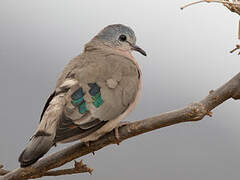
18,135,54,167
19,92,64,167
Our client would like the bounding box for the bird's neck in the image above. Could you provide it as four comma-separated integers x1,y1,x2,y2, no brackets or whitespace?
84,40,142,83
84,40,138,64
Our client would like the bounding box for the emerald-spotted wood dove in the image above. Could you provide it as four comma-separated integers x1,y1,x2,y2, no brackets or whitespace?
18,24,147,167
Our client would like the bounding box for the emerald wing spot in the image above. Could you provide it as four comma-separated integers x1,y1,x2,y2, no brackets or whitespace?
71,83,104,114
71,88,84,100
79,101,88,114
92,92,104,108
88,83,104,108
71,88,88,114
71,97,84,106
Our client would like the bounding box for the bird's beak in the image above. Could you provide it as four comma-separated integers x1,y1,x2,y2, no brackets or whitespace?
131,44,147,56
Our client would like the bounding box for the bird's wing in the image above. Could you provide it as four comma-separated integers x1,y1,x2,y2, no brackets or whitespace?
18,53,140,167
18,54,84,167
53,54,140,143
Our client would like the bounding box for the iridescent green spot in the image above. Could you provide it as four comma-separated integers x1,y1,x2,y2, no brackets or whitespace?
71,88,88,114
71,83,104,113
92,92,104,108
71,97,84,106
88,83,104,108
79,102,88,114
88,83,100,96
71,88,84,100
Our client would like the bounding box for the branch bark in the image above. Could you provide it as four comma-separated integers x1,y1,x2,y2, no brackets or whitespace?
29,160,93,179
1,72,240,180
0,165,9,176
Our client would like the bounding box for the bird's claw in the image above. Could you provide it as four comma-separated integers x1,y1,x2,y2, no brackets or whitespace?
84,142,95,155
114,121,131,145
84,142,90,147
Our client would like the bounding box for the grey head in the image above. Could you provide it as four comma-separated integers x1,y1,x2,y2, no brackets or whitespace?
94,24,146,56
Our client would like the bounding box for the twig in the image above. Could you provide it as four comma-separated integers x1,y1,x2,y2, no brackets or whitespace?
180,0,240,10
181,1,240,54
181,0,206,9
0,170,9,176
29,160,93,179
0,161,93,178
44,160,93,176
1,72,240,180
0,165,10,176
230,44,240,54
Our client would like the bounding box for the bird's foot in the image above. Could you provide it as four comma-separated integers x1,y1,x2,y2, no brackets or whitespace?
84,142,95,155
84,141,90,147
114,121,131,145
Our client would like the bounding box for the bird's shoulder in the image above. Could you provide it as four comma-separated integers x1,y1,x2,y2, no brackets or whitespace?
40,50,141,143
59,51,140,120
57,49,139,88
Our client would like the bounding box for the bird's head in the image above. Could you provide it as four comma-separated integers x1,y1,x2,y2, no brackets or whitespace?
93,24,147,56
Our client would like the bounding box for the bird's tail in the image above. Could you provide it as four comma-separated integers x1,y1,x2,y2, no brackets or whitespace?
19,93,64,167
18,132,54,167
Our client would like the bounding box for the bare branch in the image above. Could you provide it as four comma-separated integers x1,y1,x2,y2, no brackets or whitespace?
1,72,240,180
230,44,240,54
181,0,240,13
0,165,10,176
181,1,240,54
29,160,93,179
44,160,93,176
0,161,92,179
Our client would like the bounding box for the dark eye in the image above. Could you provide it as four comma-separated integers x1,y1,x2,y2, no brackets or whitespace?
119,34,127,42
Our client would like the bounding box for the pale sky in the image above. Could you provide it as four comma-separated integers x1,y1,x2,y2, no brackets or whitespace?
1,0,240,180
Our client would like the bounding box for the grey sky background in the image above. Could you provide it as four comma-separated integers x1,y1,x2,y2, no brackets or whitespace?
1,0,240,179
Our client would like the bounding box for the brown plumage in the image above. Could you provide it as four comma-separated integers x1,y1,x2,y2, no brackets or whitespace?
19,24,146,167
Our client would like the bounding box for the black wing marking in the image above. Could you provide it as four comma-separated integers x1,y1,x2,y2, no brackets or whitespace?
54,114,107,143
40,91,56,122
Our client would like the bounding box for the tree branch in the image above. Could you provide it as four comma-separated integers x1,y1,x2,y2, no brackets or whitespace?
181,1,240,54
29,160,93,179
181,0,240,15
1,72,240,180
0,165,9,176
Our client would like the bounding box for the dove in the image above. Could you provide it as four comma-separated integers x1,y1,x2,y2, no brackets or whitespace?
18,24,147,167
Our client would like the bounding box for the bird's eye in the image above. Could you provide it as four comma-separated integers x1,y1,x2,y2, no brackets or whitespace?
119,34,127,42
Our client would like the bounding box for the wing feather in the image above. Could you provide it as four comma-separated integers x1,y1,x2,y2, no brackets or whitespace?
52,54,140,143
